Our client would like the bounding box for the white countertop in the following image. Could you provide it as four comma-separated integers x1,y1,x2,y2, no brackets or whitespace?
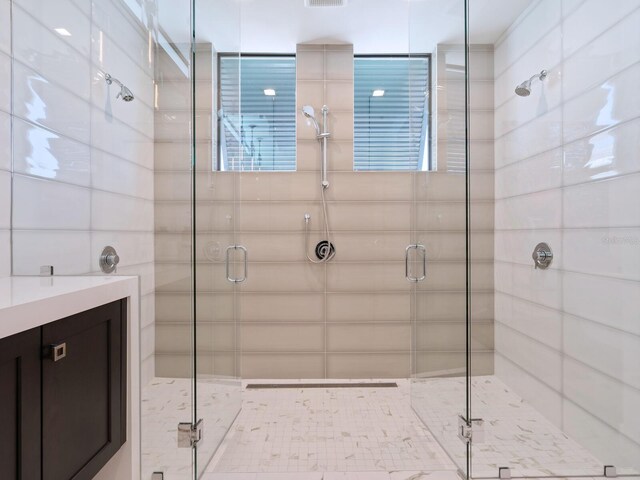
0,275,139,339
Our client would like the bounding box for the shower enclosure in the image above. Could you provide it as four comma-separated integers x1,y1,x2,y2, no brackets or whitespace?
149,0,640,476
151,0,475,477
3,0,639,478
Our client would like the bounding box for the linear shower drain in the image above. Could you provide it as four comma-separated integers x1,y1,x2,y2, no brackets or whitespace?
246,382,398,389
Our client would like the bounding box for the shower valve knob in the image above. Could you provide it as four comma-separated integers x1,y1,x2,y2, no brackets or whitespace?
532,243,553,269
100,245,120,273
105,252,119,266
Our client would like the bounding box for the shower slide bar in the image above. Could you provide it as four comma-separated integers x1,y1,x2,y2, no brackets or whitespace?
405,244,426,282
225,245,248,283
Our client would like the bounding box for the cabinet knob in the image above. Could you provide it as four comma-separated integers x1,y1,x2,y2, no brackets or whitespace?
46,342,67,362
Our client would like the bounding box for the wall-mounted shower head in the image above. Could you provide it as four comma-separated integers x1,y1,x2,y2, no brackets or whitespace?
515,69,548,97
105,73,135,102
302,105,321,136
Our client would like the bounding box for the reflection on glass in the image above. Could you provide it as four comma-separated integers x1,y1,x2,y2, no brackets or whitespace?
25,73,47,123
25,124,59,179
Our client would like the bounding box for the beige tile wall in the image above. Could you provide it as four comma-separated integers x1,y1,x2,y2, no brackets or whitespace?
154,44,240,378
414,45,495,378
154,45,192,376
154,43,495,380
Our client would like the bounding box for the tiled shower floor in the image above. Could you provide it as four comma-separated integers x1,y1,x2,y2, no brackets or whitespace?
205,379,454,476
413,376,614,478
142,376,637,480
141,377,242,480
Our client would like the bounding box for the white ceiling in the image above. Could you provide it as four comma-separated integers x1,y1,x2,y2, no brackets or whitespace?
157,0,534,53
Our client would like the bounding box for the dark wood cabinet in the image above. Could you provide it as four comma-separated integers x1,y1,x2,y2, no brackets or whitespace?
0,327,42,480
0,300,127,480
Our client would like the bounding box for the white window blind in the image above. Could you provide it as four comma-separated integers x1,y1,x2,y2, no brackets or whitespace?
219,55,296,171
354,56,431,171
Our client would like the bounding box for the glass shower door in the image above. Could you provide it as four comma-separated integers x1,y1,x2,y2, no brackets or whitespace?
192,1,243,477
410,0,472,477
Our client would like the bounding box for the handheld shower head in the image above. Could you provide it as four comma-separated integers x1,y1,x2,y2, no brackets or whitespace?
105,73,135,102
302,105,320,136
515,69,548,97
302,105,315,118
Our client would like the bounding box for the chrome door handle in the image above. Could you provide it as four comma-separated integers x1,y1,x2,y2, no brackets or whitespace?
226,245,248,283
405,244,426,282
225,245,234,282
237,245,247,283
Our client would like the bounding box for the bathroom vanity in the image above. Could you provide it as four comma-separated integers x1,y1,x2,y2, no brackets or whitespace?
0,276,140,480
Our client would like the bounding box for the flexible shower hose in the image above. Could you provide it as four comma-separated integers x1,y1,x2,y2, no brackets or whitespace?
304,186,335,263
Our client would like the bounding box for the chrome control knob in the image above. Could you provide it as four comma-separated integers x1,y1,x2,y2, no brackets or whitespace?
100,246,120,273
532,243,553,269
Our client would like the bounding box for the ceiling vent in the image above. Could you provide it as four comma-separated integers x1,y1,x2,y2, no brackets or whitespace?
305,0,347,7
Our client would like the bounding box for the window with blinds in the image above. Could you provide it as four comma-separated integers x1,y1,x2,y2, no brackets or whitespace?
354,56,431,171
218,55,296,171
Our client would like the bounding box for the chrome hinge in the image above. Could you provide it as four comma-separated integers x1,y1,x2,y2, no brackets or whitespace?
458,415,485,444
178,419,203,448
40,265,54,276
458,416,472,443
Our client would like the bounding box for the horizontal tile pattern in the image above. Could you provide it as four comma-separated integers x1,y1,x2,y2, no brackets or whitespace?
242,353,325,379
5,0,156,389
327,324,411,352
327,353,410,378
242,324,325,352
327,293,411,322
494,1,640,473
155,43,494,383
418,47,495,436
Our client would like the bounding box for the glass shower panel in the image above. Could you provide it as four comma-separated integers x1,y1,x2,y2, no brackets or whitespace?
471,0,640,477
146,1,197,479
192,1,243,477
410,1,471,477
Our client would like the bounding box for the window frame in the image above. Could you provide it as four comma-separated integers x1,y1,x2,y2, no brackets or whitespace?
353,53,433,172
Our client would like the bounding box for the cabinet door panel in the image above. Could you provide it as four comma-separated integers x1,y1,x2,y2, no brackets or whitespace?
0,328,41,480
42,300,125,480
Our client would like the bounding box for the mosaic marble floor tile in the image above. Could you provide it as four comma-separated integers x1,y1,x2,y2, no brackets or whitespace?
412,375,639,478
207,379,454,474
141,377,242,480
142,376,639,479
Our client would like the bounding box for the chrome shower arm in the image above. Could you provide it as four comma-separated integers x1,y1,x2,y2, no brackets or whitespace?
529,69,548,83
104,73,122,88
